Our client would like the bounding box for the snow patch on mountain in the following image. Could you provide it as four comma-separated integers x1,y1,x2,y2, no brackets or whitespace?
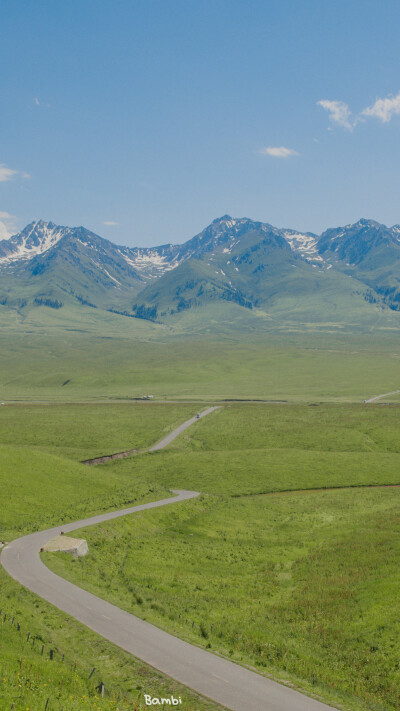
120,248,181,277
103,268,121,287
283,231,324,264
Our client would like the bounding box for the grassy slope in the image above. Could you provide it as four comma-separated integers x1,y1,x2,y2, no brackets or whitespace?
0,404,220,711
45,404,400,711
0,402,199,460
0,445,168,542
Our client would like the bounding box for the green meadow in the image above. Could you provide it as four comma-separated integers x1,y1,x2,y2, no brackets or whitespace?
1,303,400,403
43,403,400,711
1,397,400,710
0,402,199,460
0,403,198,541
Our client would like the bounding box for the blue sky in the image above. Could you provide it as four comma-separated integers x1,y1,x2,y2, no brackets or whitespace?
2,0,400,246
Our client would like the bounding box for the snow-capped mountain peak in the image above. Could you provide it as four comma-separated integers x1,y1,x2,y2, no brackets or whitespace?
0,220,69,265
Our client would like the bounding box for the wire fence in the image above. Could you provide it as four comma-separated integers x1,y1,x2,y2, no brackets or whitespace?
1,607,135,710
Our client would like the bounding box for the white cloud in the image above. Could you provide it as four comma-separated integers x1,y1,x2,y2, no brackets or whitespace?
318,91,400,130
259,146,299,158
317,100,355,130
0,164,18,182
362,92,400,122
0,221,12,239
0,163,30,182
103,220,119,226
34,97,40,105
0,211,17,240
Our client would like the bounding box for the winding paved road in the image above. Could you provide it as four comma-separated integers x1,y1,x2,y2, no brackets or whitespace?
1,407,337,711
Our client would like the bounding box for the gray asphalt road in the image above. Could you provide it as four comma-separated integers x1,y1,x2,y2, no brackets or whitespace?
149,406,220,451
1,408,337,711
364,389,400,403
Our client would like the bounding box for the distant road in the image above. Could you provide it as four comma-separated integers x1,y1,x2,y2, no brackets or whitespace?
1,407,337,711
82,406,220,463
149,406,219,451
364,389,400,403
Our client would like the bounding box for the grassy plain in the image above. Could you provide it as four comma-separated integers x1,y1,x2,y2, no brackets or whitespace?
0,402,199,460
45,403,400,711
100,404,400,496
1,303,400,403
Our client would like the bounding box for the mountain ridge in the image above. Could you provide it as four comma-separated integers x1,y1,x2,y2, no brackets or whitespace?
1,215,400,320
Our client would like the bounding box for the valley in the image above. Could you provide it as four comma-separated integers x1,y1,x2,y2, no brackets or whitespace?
1,215,399,710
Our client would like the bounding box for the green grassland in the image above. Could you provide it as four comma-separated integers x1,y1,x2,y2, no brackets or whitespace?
1,302,400,403
0,402,198,541
44,403,400,711
0,445,169,542
99,404,400,496
0,402,199,460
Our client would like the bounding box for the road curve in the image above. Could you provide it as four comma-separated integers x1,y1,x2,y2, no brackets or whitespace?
1,492,336,711
364,389,400,403
1,407,337,711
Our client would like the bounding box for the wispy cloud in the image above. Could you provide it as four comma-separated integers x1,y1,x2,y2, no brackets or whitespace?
103,220,119,226
34,97,40,106
259,146,299,158
317,100,356,130
0,164,18,182
0,163,30,182
362,92,400,122
318,91,400,130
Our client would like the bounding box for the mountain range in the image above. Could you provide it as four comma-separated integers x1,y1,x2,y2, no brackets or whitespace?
1,215,400,326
